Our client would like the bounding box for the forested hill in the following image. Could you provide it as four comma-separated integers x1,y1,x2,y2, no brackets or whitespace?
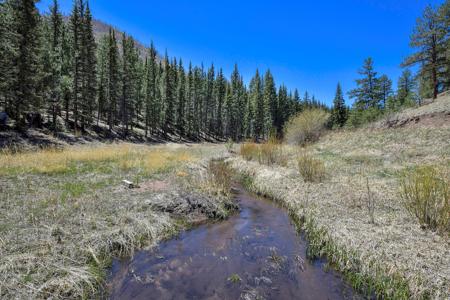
0,0,327,144
65,16,149,60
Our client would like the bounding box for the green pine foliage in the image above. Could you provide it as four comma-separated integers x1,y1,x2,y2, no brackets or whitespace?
331,83,347,128
402,3,448,99
3,0,444,139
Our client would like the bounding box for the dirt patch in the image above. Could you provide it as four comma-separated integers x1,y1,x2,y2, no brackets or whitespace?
384,111,450,128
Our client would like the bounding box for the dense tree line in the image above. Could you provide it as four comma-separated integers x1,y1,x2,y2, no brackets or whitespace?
0,0,327,141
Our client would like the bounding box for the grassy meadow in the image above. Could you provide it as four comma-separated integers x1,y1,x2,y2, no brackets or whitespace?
0,143,231,299
232,123,449,298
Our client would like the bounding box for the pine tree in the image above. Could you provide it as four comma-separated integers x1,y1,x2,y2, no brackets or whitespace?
70,0,84,131
250,69,264,140
161,51,174,133
192,66,203,138
214,68,226,137
185,63,194,137
293,89,302,113
348,57,381,110
331,83,347,128
439,1,450,91
205,64,215,133
276,85,289,136
305,91,313,108
0,1,19,116
107,28,120,131
144,42,157,136
402,4,447,99
96,35,108,125
228,64,245,140
47,0,64,131
397,69,417,107
121,33,131,134
80,1,96,128
10,0,42,123
378,75,393,109
263,70,277,132
176,59,186,136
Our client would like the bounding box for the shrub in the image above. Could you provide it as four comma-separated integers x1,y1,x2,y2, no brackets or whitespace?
399,166,449,232
297,153,326,182
240,142,259,161
240,137,286,166
207,160,232,193
258,137,285,166
284,109,330,145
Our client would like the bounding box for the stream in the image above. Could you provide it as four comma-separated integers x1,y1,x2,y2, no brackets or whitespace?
108,185,358,299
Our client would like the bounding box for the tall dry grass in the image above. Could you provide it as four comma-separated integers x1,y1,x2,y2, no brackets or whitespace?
239,137,286,166
297,153,326,182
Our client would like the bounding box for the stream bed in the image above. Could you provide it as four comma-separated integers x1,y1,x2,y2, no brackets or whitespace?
108,185,358,299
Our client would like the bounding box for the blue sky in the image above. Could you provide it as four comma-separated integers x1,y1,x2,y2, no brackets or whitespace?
38,0,444,105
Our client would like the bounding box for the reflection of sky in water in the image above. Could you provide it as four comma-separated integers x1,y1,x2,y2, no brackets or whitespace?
109,187,359,300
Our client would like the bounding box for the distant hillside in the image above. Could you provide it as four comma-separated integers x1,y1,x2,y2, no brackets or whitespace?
62,16,150,59
91,19,149,59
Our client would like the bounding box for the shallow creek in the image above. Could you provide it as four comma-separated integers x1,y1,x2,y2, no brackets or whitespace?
108,185,358,299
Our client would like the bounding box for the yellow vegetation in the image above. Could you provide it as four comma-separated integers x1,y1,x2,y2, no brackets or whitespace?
0,144,194,175
240,136,285,165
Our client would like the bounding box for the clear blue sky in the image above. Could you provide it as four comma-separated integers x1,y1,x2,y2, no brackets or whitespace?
38,0,444,106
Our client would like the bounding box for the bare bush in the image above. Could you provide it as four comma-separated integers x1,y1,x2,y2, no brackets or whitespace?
284,109,330,145
399,166,449,232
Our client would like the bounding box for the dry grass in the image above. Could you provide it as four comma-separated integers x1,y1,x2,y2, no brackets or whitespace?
230,120,450,298
0,143,229,299
0,144,193,176
240,137,286,166
400,165,449,232
206,160,233,195
297,153,326,183
240,142,259,161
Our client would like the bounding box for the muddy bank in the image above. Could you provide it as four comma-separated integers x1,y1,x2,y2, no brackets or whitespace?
108,185,358,300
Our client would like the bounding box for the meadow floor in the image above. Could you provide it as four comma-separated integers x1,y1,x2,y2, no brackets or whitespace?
0,143,233,299
230,123,450,299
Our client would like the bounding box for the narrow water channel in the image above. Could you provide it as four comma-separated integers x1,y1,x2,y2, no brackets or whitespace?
108,185,357,300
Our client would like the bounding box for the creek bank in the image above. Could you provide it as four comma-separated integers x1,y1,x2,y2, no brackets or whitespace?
228,157,449,299
108,184,358,300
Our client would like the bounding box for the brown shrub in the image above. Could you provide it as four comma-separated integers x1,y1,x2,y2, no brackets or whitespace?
297,153,326,182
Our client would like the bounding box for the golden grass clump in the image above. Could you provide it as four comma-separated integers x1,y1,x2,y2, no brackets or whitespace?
284,109,330,146
239,137,286,166
400,165,449,232
240,142,259,161
297,153,326,182
207,160,232,194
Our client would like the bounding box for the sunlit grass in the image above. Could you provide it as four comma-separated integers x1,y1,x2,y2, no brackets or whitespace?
0,144,195,176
